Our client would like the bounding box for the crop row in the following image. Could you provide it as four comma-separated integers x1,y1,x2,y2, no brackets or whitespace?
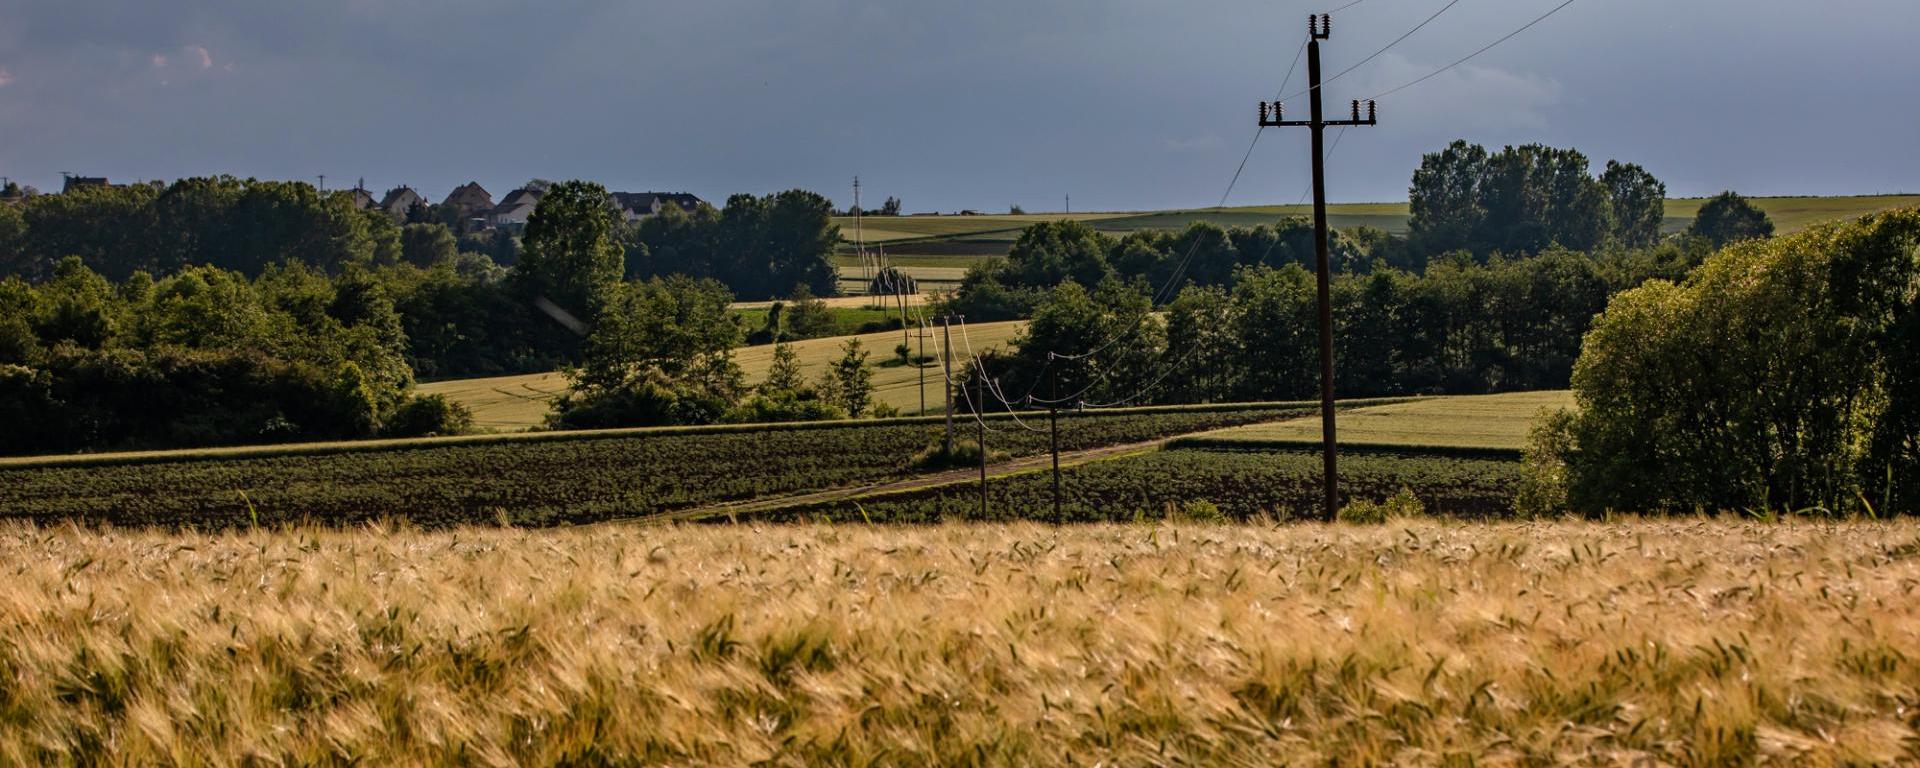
754,447,1525,523
0,407,1315,529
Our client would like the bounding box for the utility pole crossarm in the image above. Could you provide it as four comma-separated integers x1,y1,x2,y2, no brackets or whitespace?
1258,99,1377,128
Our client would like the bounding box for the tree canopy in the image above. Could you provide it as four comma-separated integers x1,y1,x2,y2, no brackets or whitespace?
1535,208,1919,514
1409,140,1665,258
1687,191,1775,247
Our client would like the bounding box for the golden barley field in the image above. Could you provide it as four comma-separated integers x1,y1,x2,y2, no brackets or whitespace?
4,520,1918,765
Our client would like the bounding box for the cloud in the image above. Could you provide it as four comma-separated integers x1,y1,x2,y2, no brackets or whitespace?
0,67,12,87
1361,54,1562,131
150,52,168,68
187,45,212,70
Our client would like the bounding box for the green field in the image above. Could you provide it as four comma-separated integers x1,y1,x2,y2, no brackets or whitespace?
759,391,1578,522
837,196,1920,248
418,320,1026,430
0,403,1328,528
834,213,1126,244
1181,390,1574,452
760,447,1523,523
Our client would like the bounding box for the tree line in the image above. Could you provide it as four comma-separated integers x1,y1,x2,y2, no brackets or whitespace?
939,140,1779,408
0,256,467,454
0,177,842,377
956,236,1713,410
0,178,847,453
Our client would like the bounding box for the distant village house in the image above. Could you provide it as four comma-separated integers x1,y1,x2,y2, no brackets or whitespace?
610,191,706,222
441,182,494,219
379,186,425,219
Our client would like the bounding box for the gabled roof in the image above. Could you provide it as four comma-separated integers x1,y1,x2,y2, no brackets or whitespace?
490,200,540,225
442,182,493,210
494,187,544,211
380,186,422,210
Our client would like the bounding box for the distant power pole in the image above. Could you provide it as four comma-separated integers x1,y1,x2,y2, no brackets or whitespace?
1048,370,1061,521
1258,13,1377,521
942,315,961,454
977,374,988,519
917,317,928,414
1064,194,1070,214
317,175,326,193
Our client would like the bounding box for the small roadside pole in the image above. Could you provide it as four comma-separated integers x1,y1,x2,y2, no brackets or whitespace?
941,315,961,454
925,316,933,416
1047,368,1062,520
896,286,910,361
1049,403,1061,520
976,375,988,519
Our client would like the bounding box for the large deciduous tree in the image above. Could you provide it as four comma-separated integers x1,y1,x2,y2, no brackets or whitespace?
1410,141,1657,259
1600,161,1667,248
514,180,625,322
1687,191,1774,247
1534,208,1920,514
550,275,743,429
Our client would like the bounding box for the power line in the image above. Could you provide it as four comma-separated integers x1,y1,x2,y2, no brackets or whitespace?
957,319,1050,432
1044,0,1560,380
1219,37,1308,209
1045,13,1317,368
1365,0,1579,101
1279,0,1462,103
1079,340,1209,409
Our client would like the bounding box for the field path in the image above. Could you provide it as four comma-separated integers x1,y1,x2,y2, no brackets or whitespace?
622,436,1171,526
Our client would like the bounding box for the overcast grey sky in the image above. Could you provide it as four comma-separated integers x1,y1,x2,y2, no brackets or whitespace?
1,1,1914,212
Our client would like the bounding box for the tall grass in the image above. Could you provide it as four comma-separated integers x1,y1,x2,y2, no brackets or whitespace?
2,520,1917,764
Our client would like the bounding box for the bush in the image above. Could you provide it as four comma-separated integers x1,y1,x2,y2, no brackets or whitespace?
1338,487,1425,524
725,391,847,424
549,373,732,430
910,439,1008,470
386,394,475,437
1170,499,1226,523
1536,209,1920,515
0,347,375,455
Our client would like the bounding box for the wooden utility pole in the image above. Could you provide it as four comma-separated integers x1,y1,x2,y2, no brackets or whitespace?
1258,13,1377,520
942,315,960,453
896,284,910,359
1048,370,1062,520
917,317,928,414
976,375,988,519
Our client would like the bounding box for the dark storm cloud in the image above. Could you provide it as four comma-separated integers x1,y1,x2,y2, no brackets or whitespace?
0,0,1914,209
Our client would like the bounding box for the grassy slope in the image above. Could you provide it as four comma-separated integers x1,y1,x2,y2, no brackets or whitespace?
418,319,1027,430
1182,390,1574,452
837,196,1920,245
832,212,1126,243
6,521,1915,765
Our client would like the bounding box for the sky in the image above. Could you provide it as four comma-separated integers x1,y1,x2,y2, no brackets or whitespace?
0,0,1915,213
